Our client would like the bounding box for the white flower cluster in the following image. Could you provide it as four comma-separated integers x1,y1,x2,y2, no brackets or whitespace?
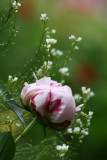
12,1,21,13
46,38,57,45
8,75,18,82
69,35,82,51
74,94,82,103
81,86,95,102
56,144,69,157
40,13,49,22
44,61,53,69
59,67,69,76
67,107,93,143
73,127,81,134
44,38,57,52
44,27,57,52
37,61,53,77
51,48,63,57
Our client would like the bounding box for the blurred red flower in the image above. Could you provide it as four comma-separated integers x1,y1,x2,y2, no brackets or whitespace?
76,64,98,84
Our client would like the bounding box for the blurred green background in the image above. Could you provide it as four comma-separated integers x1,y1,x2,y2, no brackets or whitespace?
0,0,107,159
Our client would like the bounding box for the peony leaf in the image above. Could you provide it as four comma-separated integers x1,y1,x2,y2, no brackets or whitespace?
1,86,25,127
0,132,16,160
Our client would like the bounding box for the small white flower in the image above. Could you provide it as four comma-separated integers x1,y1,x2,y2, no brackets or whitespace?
67,128,72,133
8,75,12,80
51,48,63,56
40,13,48,21
76,119,81,124
90,92,95,97
56,145,62,151
10,120,13,123
12,1,17,6
61,144,69,151
79,140,83,143
73,127,80,133
46,38,57,45
69,35,76,40
16,123,21,127
51,29,56,34
59,67,69,76
74,94,82,102
17,2,21,7
74,46,79,50
7,116,10,119
56,144,69,152
15,10,18,13
81,111,85,116
48,61,53,66
56,50,63,56
37,68,42,75
13,77,18,82
81,86,86,92
44,61,47,66
47,45,51,49
77,37,82,41
81,129,89,135
89,111,93,116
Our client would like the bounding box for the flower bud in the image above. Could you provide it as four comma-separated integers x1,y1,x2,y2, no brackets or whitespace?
21,77,78,131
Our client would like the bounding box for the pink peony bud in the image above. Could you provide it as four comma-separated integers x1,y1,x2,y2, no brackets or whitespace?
21,77,78,131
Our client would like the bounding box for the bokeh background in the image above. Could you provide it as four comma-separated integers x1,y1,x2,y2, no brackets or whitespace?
0,0,107,159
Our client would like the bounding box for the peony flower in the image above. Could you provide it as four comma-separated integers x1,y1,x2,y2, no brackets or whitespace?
21,77,79,131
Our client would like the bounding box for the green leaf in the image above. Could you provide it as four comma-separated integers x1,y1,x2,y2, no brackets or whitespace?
1,87,25,127
0,132,16,160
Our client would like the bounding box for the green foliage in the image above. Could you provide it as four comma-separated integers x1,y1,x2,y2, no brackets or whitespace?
0,132,16,160
0,86,25,127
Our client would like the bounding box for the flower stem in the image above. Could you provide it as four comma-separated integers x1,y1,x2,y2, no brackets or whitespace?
15,117,37,144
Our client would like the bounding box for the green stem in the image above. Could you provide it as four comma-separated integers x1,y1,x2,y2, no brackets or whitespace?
15,117,37,144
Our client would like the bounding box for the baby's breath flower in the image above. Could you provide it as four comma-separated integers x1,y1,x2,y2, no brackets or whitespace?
8,75,12,80
81,111,85,116
46,38,57,45
73,127,80,134
69,35,76,40
12,1,21,13
51,29,56,34
76,119,81,124
56,144,69,152
74,94,82,103
77,37,82,41
81,129,89,135
67,128,73,133
17,2,21,7
74,46,79,50
12,1,17,6
51,48,63,56
16,123,21,127
59,67,69,76
40,13,48,22
37,68,42,75
89,111,93,116
13,77,18,82
47,45,51,49
7,116,10,119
